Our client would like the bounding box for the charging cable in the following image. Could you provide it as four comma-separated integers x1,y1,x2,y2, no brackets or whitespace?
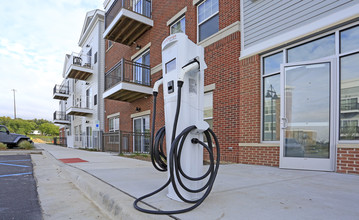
133,79,220,215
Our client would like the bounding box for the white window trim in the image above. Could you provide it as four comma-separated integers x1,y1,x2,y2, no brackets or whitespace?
131,110,151,118
167,7,187,26
170,16,185,35
131,42,151,61
197,0,219,43
260,22,359,144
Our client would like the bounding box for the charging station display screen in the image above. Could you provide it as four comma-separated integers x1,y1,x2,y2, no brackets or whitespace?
165,58,176,74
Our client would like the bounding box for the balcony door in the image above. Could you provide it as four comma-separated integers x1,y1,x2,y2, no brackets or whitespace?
280,60,335,171
133,51,150,85
133,0,151,17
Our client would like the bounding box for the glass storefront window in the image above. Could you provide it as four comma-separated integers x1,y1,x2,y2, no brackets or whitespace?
263,74,280,141
287,35,335,63
263,52,283,74
340,53,359,140
340,25,359,53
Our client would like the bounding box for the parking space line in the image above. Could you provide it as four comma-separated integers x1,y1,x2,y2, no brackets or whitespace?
0,159,31,163
0,172,32,178
0,162,30,168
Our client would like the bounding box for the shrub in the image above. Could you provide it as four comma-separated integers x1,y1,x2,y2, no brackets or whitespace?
18,141,34,150
0,142,7,150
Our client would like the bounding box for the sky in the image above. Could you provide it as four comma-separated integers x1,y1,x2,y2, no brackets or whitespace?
0,0,103,121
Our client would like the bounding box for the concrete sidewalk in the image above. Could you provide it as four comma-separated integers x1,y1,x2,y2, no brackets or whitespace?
36,144,359,220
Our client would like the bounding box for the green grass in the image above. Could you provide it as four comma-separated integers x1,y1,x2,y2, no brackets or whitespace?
18,141,34,150
0,142,7,150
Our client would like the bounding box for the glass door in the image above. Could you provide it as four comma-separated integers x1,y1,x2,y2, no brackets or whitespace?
133,116,150,152
280,60,335,171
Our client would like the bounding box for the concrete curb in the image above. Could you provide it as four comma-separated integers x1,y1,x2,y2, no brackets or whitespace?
0,149,43,155
41,150,172,220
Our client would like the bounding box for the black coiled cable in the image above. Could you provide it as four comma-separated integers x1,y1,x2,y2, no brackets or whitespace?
134,81,220,215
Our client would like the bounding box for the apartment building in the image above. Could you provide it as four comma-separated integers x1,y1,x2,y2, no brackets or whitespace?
101,0,240,154
99,0,358,174
53,9,105,149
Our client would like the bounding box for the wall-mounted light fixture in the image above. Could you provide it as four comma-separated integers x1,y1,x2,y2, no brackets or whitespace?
86,44,90,47
136,107,141,112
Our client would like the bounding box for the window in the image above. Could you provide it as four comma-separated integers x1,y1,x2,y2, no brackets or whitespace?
339,53,359,140
94,52,97,64
261,23,359,143
170,16,185,34
94,94,97,106
262,52,282,141
109,117,119,132
287,35,335,63
133,50,150,85
86,88,91,108
198,0,219,42
108,40,113,49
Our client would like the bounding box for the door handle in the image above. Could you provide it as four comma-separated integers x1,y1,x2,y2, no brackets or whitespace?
281,117,288,129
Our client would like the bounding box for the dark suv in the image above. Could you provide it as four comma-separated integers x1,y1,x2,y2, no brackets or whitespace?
0,125,33,148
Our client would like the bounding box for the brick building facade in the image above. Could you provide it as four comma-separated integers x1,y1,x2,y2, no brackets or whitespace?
101,0,359,174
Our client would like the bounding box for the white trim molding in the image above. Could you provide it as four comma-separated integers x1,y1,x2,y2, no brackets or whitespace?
167,7,187,26
151,63,162,75
131,110,151,118
337,143,359,149
107,112,120,119
131,42,151,60
198,21,240,48
240,3,359,59
204,83,215,92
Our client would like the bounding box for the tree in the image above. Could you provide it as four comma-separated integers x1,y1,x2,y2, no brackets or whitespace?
39,123,59,136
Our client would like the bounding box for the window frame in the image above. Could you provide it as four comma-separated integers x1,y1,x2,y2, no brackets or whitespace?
109,117,119,132
170,16,185,35
260,21,359,144
197,0,219,43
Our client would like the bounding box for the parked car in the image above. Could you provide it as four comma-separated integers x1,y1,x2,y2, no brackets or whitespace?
0,125,33,148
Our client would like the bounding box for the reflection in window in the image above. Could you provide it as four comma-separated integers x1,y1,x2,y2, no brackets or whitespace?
340,25,359,53
263,74,280,141
263,52,283,74
287,35,335,63
198,0,219,41
340,53,359,140
171,16,185,34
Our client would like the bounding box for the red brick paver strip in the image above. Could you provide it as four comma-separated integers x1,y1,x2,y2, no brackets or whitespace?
59,158,88,163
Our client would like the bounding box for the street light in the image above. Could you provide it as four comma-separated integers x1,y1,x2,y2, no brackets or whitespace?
265,85,279,140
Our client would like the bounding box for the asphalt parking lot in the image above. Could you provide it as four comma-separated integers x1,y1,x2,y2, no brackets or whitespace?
0,155,42,220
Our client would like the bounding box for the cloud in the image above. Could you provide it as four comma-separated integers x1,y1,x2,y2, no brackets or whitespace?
0,0,103,120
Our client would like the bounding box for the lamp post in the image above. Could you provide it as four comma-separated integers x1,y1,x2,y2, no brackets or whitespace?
265,85,279,140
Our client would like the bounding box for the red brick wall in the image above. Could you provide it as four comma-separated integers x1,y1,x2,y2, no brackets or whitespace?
337,148,359,174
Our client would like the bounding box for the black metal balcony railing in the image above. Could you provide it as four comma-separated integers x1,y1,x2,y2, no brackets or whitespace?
53,111,69,121
53,85,69,95
105,58,151,90
105,0,151,29
341,103,359,111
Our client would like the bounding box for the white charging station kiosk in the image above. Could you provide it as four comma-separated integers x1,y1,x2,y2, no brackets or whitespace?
134,33,219,215
161,33,208,201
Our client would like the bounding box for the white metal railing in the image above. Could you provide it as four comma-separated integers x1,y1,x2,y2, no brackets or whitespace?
64,52,92,76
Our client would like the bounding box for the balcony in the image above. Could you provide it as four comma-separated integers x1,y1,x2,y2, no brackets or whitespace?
103,0,153,45
103,58,152,102
53,84,69,100
64,52,93,80
53,111,71,125
66,98,93,116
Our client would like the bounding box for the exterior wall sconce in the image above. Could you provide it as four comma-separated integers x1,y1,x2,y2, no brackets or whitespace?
136,107,141,112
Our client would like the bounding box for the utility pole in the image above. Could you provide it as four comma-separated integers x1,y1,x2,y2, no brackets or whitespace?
11,89,16,119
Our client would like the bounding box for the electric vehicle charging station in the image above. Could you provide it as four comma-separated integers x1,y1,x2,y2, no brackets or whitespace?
134,33,220,215
162,33,208,201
